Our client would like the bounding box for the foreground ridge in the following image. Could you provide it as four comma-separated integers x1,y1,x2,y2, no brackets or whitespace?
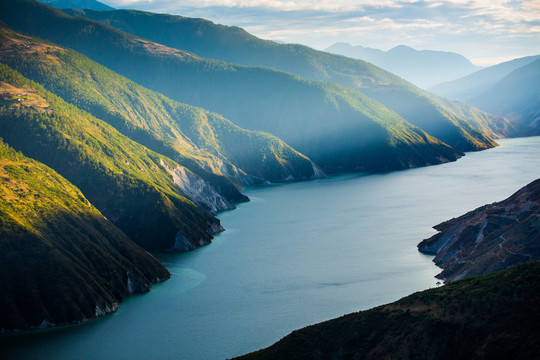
418,178,540,282
235,259,540,360
0,140,170,332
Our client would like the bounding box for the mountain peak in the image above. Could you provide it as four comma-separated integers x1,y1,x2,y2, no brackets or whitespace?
388,44,415,52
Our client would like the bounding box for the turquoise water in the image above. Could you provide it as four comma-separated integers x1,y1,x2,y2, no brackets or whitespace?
1,137,539,360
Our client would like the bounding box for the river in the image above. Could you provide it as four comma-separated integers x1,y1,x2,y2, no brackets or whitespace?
1,137,539,360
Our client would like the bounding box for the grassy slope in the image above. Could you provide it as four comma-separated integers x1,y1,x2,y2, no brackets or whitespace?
0,26,316,188
236,259,540,360
63,8,517,151
0,62,220,251
0,139,170,332
0,0,463,173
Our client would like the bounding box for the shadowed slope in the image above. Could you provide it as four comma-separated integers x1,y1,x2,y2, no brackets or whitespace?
0,140,169,332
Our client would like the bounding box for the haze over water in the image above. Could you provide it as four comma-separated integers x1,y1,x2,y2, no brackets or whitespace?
2,137,539,360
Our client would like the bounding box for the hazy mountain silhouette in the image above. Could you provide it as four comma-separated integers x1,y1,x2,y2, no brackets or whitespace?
325,42,481,89
470,59,540,128
430,55,540,102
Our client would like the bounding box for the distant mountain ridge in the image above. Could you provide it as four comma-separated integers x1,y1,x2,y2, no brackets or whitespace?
431,55,540,129
60,7,525,149
470,59,540,128
430,55,540,102
325,42,482,89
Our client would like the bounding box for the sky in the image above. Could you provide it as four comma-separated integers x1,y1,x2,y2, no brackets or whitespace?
103,0,540,66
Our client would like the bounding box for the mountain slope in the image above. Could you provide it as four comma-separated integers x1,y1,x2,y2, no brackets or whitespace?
0,139,169,332
0,0,465,173
0,25,319,189
38,0,113,10
60,7,512,149
418,178,540,282
431,96,536,139
430,55,540,102
470,59,540,128
325,43,481,89
236,259,540,360
0,62,222,251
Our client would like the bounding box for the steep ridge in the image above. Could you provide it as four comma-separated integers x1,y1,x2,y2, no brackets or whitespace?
0,139,169,332
0,26,318,192
60,7,515,150
0,63,222,251
470,59,540,128
0,0,464,173
236,259,540,360
418,178,540,283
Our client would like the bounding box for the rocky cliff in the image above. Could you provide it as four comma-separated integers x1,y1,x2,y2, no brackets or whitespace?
418,178,540,282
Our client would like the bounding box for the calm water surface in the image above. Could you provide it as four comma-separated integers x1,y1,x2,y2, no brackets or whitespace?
2,137,540,360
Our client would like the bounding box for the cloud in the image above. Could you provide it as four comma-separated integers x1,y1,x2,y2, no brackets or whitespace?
104,0,540,65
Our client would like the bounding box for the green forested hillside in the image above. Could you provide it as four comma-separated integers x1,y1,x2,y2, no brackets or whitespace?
60,7,522,150
236,259,540,359
0,139,169,332
0,26,318,190
0,0,466,173
0,63,221,251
